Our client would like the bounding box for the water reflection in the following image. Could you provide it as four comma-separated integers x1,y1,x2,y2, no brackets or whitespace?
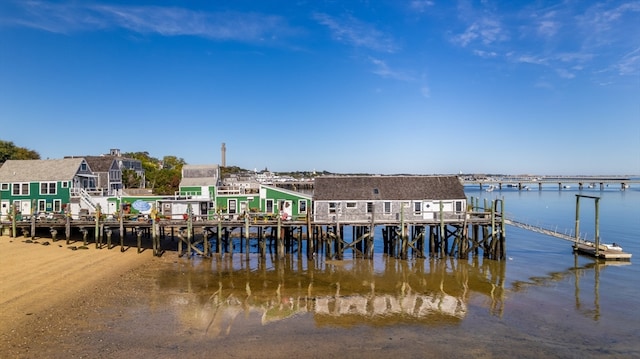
152,255,506,336
511,253,630,322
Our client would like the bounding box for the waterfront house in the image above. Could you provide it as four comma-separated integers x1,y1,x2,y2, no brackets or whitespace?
312,175,467,224
215,182,311,221
83,156,123,196
108,149,146,189
156,164,220,219
0,158,98,219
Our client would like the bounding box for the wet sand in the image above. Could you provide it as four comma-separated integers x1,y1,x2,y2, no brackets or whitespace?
2,234,635,359
0,235,483,359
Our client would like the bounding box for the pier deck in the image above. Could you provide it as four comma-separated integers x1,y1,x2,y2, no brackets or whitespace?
0,207,506,260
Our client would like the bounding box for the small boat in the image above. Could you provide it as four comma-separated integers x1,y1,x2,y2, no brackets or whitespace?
601,243,623,252
582,240,623,252
563,185,571,189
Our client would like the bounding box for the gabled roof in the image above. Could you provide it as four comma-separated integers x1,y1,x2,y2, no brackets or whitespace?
262,184,313,200
313,175,465,201
0,158,87,182
84,156,117,172
180,164,219,187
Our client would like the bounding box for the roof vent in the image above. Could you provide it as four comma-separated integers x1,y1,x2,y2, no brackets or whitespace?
373,188,379,194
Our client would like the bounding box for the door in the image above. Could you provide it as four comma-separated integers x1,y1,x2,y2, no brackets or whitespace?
280,200,293,220
1,200,9,219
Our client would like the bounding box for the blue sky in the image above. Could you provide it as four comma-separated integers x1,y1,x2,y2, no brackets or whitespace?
1,1,638,175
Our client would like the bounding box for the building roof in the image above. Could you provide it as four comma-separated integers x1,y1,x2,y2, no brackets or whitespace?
0,158,87,182
180,164,219,187
84,156,117,172
313,175,466,201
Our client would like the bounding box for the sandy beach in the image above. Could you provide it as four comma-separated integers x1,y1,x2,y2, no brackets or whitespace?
0,235,158,358
0,234,475,359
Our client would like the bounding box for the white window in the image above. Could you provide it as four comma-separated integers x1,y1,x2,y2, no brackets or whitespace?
228,199,237,214
414,201,422,213
61,181,69,188
1,183,8,191
40,182,57,195
38,200,46,212
346,202,357,208
384,202,392,214
53,199,62,212
266,199,274,213
298,200,307,214
329,202,337,214
366,202,373,213
12,183,29,196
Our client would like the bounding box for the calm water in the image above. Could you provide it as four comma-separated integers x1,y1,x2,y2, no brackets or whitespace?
114,184,640,358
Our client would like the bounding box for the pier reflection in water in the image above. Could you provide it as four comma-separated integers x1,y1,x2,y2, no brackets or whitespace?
151,255,506,336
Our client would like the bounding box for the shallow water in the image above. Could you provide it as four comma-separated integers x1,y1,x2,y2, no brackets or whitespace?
131,185,638,358
18,185,639,358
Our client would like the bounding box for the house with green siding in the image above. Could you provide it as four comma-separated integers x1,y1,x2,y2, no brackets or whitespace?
0,158,98,220
165,164,312,220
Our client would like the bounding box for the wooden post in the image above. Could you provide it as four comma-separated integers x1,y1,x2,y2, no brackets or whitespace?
368,214,375,259
30,199,36,239
187,204,193,256
151,204,159,256
439,201,445,258
94,204,101,249
217,220,222,254
307,213,314,260
499,198,506,260
574,195,580,247
119,201,125,252
136,226,143,253
245,213,250,255
65,204,71,243
277,215,284,259
259,226,266,256
594,197,600,257
11,202,17,238
202,227,209,257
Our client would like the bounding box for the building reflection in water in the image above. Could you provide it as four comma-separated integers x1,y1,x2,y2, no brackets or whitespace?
152,254,507,336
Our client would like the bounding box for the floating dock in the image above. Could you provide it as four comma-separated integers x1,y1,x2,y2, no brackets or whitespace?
573,243,632,260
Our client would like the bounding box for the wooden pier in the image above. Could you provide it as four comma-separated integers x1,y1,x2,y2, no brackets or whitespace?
0,198,507,261
464,176,638,191
504,194,632,261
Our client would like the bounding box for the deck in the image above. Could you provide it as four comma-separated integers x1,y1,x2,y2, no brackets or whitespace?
0,208,506,260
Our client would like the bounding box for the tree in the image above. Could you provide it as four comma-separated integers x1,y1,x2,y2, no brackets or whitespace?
122,168,142,189
122,151,185,195
0,140,40,164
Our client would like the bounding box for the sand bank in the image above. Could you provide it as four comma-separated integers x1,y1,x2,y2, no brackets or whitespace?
0,235,155,358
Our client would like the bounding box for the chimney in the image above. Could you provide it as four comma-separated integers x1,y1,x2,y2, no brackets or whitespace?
221,143,226,167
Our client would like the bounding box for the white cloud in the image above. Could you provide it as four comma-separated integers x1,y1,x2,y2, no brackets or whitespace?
537,20,559,37
473,49,498,58
516,55,548,65
555,68,575,79
5,2,293,43
453,18,507,47
615,47,640,75
368,57,413,81
313,13,398,53
410,1,435,13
